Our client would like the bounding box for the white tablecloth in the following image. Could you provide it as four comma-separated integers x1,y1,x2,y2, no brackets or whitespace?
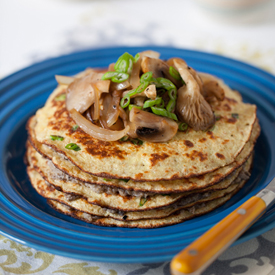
1,1,275,274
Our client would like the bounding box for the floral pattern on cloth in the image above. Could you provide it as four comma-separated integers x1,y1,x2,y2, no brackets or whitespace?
1,228,275,275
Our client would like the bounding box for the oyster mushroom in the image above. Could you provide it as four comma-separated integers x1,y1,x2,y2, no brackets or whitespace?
167,58,203,91
128,107,178,142
141,57,183,88
199,72,225,103
173,59,215,131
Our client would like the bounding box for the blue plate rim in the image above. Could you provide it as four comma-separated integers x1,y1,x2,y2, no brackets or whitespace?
0,45,275,263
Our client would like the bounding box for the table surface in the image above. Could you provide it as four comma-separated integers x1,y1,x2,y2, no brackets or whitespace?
1,0,275,274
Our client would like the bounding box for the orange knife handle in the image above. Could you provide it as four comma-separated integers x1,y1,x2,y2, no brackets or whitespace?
171,196,267,275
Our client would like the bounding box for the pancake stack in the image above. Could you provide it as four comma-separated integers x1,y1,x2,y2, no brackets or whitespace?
26,53,260,228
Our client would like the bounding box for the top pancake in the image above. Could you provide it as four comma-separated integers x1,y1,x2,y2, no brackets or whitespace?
32,75,257,181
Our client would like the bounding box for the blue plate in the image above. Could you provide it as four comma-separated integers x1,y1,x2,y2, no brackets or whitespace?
0,46,275,263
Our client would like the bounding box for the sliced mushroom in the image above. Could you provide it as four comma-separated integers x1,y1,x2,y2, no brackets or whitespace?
128,108,178,142
141,57,183,88
199,72,225,103
173,59,215,131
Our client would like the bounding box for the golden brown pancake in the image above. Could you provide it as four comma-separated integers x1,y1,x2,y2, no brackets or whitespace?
31,78,256,181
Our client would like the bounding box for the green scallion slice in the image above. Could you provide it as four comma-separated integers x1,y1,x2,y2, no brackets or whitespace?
140,71,153,83
120,136,129,142
168,88,177,100
143,97,162,109
50,135,64,141
166,99,176,113
231,113,239,119
101,71,118,80
102,71,129,83
157,88,166,97
72,125,79,131
151,107,178,121
103,178,112,182
114,52,135,74
136,81,149,94
178,122,188,131
128,104,142,111
156,77,176,91
169,66,181,80
112,72,129,83
131,138,143,146
215,114,221,121
120,179,130,183
139,197,147,207
134,53,140,63
65,143,81,151
55,94,66,101
120,95,131,109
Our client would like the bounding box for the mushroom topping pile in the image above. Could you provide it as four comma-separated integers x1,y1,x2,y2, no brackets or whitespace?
55,51,225,143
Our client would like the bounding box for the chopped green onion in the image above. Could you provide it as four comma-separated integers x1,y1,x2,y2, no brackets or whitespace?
169,66,181,80
140,71,153,83
231,113,239,119
131,138,144,145
134,53,140,63
157,88,166,96
151,107,178,121
136,81,149,94
72,125,79,131
150,77,162,88
157,99,165,108
102,71,129,83
129,104,142,111
114,52,135,74
65,143,81,151
120,179,130,183
120,136,129,142
139,197,147,207
123,81,149,100
103,178,112,182
178,122,188,131
112,72,129,83
215,114,221,121
143,97,162,109
120,95,131,109
168,88,177,100
166,99,176,113
50,135,64,141
156,77,176,91
102,71,117,79
55,94,66,101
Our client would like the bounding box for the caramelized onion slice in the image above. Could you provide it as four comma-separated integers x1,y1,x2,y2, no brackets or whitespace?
66,72,110,114
100,94,120,128
55,75,76,85
70,109,129,141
